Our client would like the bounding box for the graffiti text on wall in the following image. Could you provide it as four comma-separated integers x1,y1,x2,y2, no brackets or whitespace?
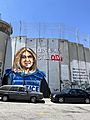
51,54,63,61
37,47,62,61
37,48,62,54
72,68,89,81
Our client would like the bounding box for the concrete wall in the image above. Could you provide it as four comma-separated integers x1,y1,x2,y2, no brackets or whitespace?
0,20,12,83
4,37,90,92
0,32,12,82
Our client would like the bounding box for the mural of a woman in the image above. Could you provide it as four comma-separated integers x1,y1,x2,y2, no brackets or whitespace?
2,47,51,98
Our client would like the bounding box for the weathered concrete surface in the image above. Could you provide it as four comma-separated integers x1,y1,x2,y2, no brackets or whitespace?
0,99,90,120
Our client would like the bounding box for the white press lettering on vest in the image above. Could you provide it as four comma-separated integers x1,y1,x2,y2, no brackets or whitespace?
28,85,40,92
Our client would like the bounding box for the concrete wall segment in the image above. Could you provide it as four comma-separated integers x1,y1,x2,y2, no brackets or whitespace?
3,36,90,91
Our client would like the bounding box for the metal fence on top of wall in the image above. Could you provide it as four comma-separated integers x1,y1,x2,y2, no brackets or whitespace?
11,21,90,48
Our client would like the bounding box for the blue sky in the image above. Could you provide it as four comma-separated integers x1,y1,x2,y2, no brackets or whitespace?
0,0,90,37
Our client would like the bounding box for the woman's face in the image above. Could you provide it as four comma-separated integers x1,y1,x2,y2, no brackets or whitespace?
20,50,34,69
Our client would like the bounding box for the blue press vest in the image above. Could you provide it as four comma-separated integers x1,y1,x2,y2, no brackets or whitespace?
5,69,46,92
